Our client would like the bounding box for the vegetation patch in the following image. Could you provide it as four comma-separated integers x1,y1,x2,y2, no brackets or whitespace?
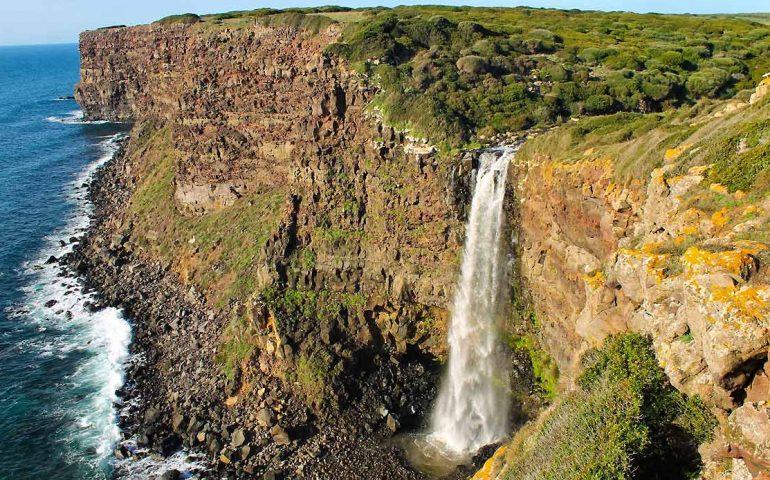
291,349,341,408
260,287,366,335
215,315,257,381
708,119,770,193
500,334,717,480
127,127,285,307
321,6,770,148
508,334,558,401
154,13,201,25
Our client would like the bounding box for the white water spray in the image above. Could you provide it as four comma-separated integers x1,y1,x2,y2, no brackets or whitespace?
429,146,514,455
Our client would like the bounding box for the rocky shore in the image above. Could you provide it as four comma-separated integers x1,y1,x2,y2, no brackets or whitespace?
61,137,510,479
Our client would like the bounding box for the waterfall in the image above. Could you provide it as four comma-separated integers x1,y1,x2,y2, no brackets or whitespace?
429,146,514,455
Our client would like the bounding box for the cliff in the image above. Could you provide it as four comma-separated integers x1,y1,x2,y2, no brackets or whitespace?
75,8,770,480
74,15,516,479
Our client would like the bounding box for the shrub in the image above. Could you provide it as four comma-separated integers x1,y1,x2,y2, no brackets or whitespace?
501,334,717,480
660,50,685,68
258,12,337,35
456,55,490,74
686,67,731,97
708,119,770,192
584,94,614,114
155,13,201,25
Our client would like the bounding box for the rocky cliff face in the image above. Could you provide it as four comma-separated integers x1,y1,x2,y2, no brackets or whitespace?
75,18,516,478
505,94,770,479
77,14,770,480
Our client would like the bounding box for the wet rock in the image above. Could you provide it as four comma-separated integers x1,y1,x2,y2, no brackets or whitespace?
44,299,58,308
386,414,400,433
160,470,180,480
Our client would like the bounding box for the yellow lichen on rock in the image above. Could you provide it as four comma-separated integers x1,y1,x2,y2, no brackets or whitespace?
710,183,729,195
682,244,764,277
711,208,729,230
472,445,507,480
664,143,693,162
710,284,770,322
584,270,606,290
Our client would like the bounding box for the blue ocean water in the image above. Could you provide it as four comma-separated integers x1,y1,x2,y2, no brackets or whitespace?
0,44,131,479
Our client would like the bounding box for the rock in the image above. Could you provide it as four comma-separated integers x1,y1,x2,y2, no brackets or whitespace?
144,407,161,424
44,299,58,308
746,365,770,403
160,470,180,480
171,413,185,433
45,255,58,264
270,425,290,445
386,413,400,433
231,428,246,448
159,434,181,457
256,408,275,428
240,445,251,460
263,470,278,480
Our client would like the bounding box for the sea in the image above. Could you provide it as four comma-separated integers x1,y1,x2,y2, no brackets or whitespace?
0,43,131,479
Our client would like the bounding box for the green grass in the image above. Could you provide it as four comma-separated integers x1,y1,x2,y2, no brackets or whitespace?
500,334,717,480
292,349,341,408
127,126,285,307
260,287,367,335
708,118,770,193
508,334,559,401
215,315,257,381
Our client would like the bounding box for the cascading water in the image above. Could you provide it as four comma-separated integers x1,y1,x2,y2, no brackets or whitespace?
429,146,515,456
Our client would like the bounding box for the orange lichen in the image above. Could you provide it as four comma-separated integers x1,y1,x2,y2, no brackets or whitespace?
689,165,711,175
744,205,759,216
710,285,770,322
678,208,705,236
682,244,765,277
711,208,729,229
472,445,508,480
710,183,729,195
664,143,693,162
618,248,670,283
734,190,747,200
584,270,606,290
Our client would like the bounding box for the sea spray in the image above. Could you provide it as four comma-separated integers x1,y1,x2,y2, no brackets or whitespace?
429,146,515,455
10,133,132,475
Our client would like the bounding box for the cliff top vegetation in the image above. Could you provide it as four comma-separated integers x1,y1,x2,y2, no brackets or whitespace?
150,6,770,149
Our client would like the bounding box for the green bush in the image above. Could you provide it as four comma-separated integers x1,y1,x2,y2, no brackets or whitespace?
315,6,770,147
686,67,732,97
584,94,614,114
456,55,489,74
154,13,200,25
708,119,770,192
501,334,717,480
